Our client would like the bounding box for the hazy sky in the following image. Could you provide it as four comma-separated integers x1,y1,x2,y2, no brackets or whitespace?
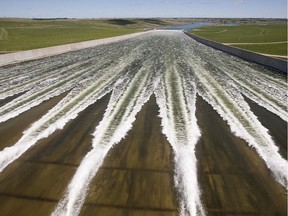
1,0,287,18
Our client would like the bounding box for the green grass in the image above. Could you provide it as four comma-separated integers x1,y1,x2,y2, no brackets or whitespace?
1,18,287,56
0,18,168,52
191,24,287,43
233,43,288,56
190,24,287,57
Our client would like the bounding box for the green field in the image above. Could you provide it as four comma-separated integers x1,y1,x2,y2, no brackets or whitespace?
0,18,171,53
1,18,287,56
191,24,287,57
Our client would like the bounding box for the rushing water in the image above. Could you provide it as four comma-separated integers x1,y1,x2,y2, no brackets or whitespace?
162,22,210,30
0,30,286,216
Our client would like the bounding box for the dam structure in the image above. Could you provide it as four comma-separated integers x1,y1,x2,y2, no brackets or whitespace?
0,30,286,216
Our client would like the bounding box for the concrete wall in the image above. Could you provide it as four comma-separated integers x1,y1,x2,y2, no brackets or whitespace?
0,31,147,67
185,32,287,73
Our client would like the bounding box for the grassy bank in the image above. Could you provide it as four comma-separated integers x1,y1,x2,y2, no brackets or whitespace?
0,18,171,52
1,18,286,54
190,24,287,57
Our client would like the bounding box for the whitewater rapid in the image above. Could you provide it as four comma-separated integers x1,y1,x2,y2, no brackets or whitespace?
0,30,286,216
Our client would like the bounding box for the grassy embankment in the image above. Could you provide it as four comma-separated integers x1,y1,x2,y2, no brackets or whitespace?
1,18,286,56
0,18,173,53
190,24,287,58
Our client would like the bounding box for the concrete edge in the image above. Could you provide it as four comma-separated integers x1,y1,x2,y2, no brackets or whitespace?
184,31,287,74
0,31,148,67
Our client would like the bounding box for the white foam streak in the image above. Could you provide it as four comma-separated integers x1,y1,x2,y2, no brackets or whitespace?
52,60,158,216
186,59,288,188
210,59,287,121
0,37,147,122
154,61,205,216
52,148,106,216
0,59,91,100
185,39,287,121
175,148,204,216
0,87,109,173
0,63,95,123
0,54,138,172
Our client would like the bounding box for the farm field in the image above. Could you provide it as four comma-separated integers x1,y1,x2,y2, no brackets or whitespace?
0,18,174,53
1,18,286,54
190,24,287,58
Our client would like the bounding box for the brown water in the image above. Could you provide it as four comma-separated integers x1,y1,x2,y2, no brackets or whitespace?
0,94,178,216
0,94,110,216
0,91,27,107
196,96,287,215
81,95,178,216
245,96,287,159
0,92,68,150
0,94,286,216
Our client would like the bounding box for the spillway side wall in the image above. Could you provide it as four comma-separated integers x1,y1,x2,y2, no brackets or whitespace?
185,32,287,74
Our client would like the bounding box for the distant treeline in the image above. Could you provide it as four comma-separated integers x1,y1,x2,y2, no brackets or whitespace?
32,18,70,20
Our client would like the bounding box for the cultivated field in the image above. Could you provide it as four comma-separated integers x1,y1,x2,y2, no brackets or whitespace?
0,18,175,53
1,18,286,54
190,24,287,58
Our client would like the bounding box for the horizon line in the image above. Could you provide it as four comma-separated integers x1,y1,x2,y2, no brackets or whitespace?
1,16,287,20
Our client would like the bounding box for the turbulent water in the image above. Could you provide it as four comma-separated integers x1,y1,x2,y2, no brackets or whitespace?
0,30,287,216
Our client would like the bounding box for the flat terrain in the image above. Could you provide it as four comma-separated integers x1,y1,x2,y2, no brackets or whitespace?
1,18,286,53
0,18,174,53
191,24,287,58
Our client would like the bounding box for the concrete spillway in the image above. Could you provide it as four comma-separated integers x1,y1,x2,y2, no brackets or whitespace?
0,30,286,216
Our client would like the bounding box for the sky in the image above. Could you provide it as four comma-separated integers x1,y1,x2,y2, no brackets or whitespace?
0,0,287,19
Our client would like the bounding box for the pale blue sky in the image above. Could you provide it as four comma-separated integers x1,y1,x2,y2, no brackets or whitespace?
1,0,287,18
